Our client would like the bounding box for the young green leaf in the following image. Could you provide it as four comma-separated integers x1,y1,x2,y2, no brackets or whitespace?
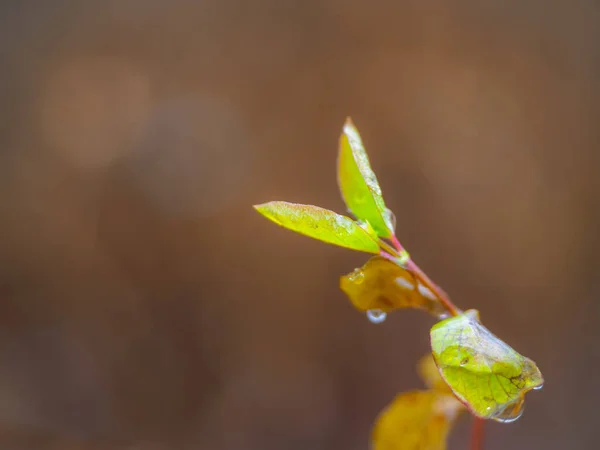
430,310,544,422
339,256,447,316
254,201,380,253
338,118,394,238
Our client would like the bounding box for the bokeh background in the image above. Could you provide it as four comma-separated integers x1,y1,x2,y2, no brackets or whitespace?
0,1,598,449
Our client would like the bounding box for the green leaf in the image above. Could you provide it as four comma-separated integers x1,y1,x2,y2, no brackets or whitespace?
254,201,380,253
418,354,454,394
338,118,394,238
430,310,544,422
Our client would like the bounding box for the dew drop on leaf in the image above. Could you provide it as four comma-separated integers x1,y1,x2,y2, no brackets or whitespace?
494,414,523,424
492,399,525,423
347,268,365,284
340,256,448,317
367,309,387,323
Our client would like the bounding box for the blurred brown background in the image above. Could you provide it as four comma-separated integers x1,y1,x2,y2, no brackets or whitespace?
0,1,598,449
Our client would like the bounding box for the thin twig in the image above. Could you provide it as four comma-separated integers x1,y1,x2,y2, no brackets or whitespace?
378,239,399,258
389,234,460,317
405,259,460,317
379,250,396,262
470,417,485,450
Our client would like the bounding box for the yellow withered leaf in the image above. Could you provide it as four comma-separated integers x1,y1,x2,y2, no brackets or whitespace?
372,390,464,450
372,354,465,450
340,256,446,316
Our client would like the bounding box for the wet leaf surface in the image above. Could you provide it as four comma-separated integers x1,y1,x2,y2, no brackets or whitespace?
253,201,380,253
338,118,393,237
418,354,453,394
430,310,544,422
340,256,446,316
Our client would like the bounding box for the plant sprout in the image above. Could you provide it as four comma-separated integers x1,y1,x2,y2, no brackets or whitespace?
254,118,543,449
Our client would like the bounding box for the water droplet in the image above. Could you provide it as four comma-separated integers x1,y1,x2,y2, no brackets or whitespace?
493,410,524,423
348,270,365,284
385,208,396,231
367,309,387,324
491,399,525,423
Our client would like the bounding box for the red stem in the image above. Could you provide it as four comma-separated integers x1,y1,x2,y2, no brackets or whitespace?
379,250,396,262
391,234,403,252
405,259,460,317
389,234,460,317
391,233,472,448
470,417,485,450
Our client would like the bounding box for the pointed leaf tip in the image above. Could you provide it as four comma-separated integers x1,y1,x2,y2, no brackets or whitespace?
338,119,394,238
254,201,380,253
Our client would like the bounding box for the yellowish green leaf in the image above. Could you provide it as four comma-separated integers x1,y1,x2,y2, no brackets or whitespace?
356,219,379,241
254,201,379,253
418,354,452,394
430,310,544,422
339,256,446,315
338,118,394,237
372,390,464,450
